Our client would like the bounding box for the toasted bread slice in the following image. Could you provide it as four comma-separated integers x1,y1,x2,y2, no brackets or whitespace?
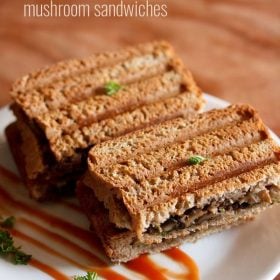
88,104,259,166
7,41,204,200
84,104,280,240
76,178,278,262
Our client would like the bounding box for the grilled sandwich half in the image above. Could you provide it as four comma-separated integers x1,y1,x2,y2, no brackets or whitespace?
6,41,204,200
77,104,280,262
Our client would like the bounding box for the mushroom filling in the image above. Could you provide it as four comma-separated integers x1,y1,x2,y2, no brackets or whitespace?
146,185,280,235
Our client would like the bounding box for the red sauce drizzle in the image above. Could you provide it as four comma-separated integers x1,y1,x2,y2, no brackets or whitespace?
0,165,199,279
164,248,199,280
11,228,87,269
19,217,105,266
0,184,104,251
16,219,127,280
30,259,69,280
0,201,126,280
125,254,168,280
0,185,128,279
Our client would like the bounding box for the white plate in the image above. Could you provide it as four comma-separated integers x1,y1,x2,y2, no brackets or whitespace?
0,94,279,280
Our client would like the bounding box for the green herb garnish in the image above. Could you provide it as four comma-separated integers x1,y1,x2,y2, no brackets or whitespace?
0,230,31,265
0,231,13,254
74,272,98,280
14,250,32,265
187,155,207,165
0,217,31,265
0,216,15,229
104,81,122,96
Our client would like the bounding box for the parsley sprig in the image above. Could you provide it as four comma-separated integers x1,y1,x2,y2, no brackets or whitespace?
187,155,207,165
74,272,98,280
0,230,31,265
104,81,122,96
0,216,32,265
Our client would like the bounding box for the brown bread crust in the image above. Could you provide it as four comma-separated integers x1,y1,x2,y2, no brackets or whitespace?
5,122,79,200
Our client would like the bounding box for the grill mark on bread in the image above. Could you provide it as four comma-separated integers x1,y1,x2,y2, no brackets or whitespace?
12,41,173,94
89,104,257,166
16,53,171,118
10,40,203,166
49,91,203,160
92,118,268,184
34,69,189,139
13,41,177,119
121,139,278,209
86,138,279,235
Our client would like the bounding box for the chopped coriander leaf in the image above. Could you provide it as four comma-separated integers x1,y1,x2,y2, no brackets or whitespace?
74,271,98,280
0,230,14,255
104,81,122,96
187,155,207,165
14,250,32,265
0,216,15,229
0,230,31,265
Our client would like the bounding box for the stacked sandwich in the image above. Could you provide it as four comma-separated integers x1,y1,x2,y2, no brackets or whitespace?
6,41,203,200
6,41,280,262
